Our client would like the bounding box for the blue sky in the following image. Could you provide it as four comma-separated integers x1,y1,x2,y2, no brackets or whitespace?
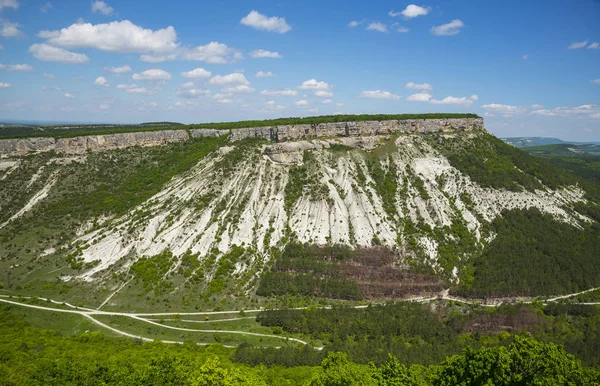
0,0,599,140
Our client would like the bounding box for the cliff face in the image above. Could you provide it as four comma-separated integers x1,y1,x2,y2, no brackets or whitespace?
230,118,484,141
0,130,190,158
0,118,484,158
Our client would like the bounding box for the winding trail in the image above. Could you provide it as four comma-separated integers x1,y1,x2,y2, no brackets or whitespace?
1,286,598,348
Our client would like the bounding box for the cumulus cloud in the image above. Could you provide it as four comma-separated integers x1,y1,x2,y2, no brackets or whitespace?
431,19,464,36
223,84,255,93
91,1,113,15
366,22,388,33
250,49,282,58
105,65,131,74
177,88,210,99
0,63,33,71
181,67,211,79
430,94,477,106
0,82,11,88
295,99,309,106
531,105,598,117
406,82,432,90
1,20,22,38
321,99,332,104
348,20,362,28
591,79,600,85
589,42,599,49
0,0,18,10
568,40,588,49
260,88,297,96
125,87,154,95
256,71,276,78
40,1,52,12
240,10,291,34
359,90,401,99
94,76,109,86
392,4,431,18
181,42,240,63
42,73,54,79
29,43,89,63
315,90,333,98
39,20,178,53
407,92,432,102
208,73,249,87
64,92,74,98
132,69,172,80
481,103,525,115
298,79,331,91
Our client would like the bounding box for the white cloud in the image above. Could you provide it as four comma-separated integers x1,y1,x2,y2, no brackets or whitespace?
366,22,388,33
181,67,212,79
522,54,528,60
431,19,464,36
1,20,22,38
336,102,344,107
39,20,177,53
94,76,109,87
589,42,599,49
125,87,154,95
590,113,600,119
407,92,432,102
359,90,401,99
0,82,11,88
398,4,431,18
295,99,309,106
132,69,171,80
217,98,233,104
213,93,232,100
181,42,239,63
396,26,409,33
240,10,291,34
298,79,331,91
256,71,276,78
177,88,210,99
0,63,33,71
481,103,524,114
116,84,155,95
0,0,18,10
315,90,333,98
105,65,131,74
406,82,432,90
29,43,89,63
260,88,297,96
40,1,52,12
223,84,255,93
139,54,177,63
348,20,361,28
531,105,598,117
208,73,249,87
99,102,111,110
568,40,588,49
430,95,478,106
42,86,61,91
64,93,74,98
116,83,136,89
591,79,600,85
321,99,332,104
180,81,194,89
250,49,282,59
91,1,113,15
43,72,55,79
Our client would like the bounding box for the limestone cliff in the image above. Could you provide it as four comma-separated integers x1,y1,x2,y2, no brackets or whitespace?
0,118,483,158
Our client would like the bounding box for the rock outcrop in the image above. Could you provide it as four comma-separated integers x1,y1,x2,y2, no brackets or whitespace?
0,130,189,158
0,118,484,158
231,118,484,142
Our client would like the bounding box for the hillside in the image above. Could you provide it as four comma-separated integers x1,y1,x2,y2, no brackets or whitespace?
3,115,600,383
1,116,599,309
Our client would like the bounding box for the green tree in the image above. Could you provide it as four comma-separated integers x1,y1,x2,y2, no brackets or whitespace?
310,352,377,386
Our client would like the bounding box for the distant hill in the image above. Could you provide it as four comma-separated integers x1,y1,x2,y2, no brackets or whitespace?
502,136,600,148
522,143,600,157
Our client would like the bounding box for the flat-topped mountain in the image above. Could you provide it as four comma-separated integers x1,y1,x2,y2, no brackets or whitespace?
1,114,599,312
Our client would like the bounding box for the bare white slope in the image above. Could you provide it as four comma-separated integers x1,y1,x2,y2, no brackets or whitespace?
72,133,586,282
